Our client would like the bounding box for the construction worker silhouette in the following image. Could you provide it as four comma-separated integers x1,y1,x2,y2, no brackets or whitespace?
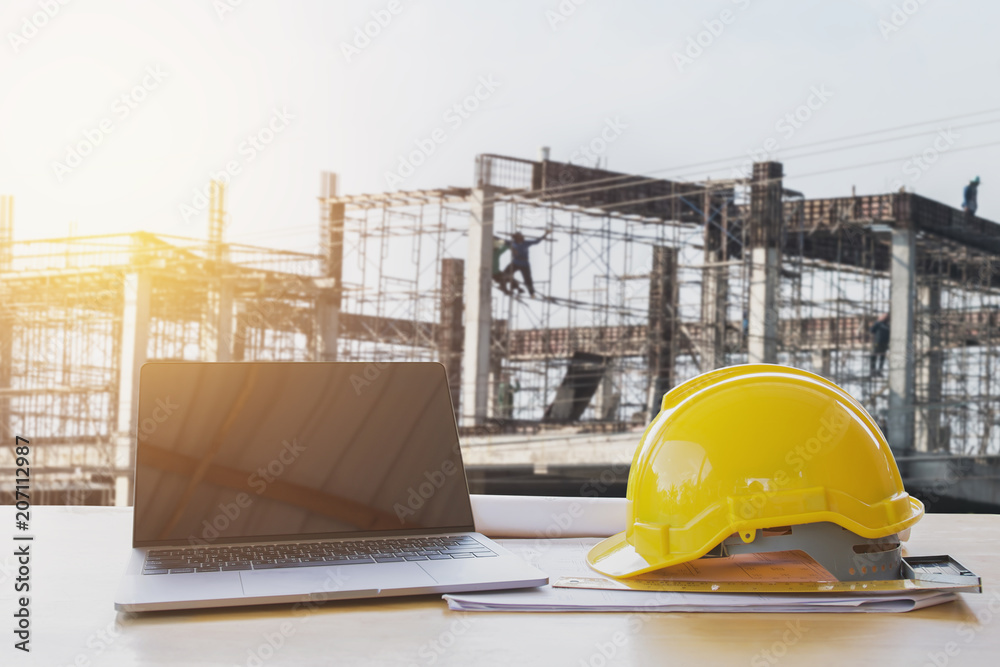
963,176,980,217
503,230,549,298
870,313,890,376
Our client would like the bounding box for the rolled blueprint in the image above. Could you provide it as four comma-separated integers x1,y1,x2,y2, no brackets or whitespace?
470,494,628,538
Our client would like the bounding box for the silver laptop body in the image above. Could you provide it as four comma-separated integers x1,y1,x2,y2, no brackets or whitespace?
115,362,547,612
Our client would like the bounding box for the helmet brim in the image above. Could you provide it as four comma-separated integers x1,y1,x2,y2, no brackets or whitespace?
587,531,663,579
587,496,925,579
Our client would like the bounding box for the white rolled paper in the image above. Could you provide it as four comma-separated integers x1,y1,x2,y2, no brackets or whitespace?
470,494,628,538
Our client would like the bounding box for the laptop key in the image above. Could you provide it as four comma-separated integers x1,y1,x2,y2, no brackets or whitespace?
143,569,169,575
221,564,251,571
374,556,404,563
403,556,428,561
427,555,453,560
472,552,497,558
449,553,474,559
169,568,195,573
196,566,221,572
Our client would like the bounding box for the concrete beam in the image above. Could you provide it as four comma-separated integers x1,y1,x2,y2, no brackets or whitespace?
888,226,917,451
115,270,152,506
461,186,494,426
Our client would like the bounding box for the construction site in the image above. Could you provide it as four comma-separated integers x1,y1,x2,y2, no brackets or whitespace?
2,153,999,508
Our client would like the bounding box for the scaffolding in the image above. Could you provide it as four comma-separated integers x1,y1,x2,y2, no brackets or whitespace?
2,154,999,506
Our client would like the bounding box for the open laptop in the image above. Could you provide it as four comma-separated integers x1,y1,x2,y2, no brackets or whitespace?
115,361,547,612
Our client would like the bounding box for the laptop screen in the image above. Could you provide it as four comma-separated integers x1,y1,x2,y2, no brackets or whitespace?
132,362,475,547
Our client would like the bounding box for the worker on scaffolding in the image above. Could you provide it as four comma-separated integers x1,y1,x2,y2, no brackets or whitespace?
496,373,519,421
963,176,980,217
502,230,550,298
870,313,890,377
492,237,520,295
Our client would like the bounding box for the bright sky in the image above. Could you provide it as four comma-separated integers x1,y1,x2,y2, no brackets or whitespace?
1,0,997,251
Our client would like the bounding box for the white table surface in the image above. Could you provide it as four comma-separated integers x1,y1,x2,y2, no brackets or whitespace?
1,506,998,666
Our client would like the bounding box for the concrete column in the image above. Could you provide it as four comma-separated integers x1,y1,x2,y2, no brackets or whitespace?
202,279,234,362
231,301,247,361
888,226,917,452
438,258,464,418
812,348,832,378
701,188,728,369
317,172,343,361
747,162,783,364
461,186,494,426
594,360,620,421
916,280,943,452
115,270,152,506
748,247,779,363
0,195,11,270
647,246,678,414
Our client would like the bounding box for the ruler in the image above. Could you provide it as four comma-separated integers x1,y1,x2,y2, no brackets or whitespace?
555,556,982,595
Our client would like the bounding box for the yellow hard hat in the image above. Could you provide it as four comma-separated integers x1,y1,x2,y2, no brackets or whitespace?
587,364,924,578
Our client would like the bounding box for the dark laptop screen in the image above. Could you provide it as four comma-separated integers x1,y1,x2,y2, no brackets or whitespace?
132,362,475,547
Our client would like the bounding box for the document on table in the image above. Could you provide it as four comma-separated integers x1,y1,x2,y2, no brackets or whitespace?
470,494,628,538
443,539,957,613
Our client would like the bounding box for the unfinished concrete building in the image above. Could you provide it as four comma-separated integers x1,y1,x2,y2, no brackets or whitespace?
1,154,999,507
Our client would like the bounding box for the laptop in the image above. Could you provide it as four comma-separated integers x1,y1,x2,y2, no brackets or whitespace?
115,361,548,612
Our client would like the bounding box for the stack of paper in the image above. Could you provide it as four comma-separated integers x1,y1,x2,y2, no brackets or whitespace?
444,539,957,613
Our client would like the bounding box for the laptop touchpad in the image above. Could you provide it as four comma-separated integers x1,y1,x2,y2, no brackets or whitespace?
240,563,435,598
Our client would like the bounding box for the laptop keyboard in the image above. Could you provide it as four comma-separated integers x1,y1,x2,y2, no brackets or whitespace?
142,535,496,574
